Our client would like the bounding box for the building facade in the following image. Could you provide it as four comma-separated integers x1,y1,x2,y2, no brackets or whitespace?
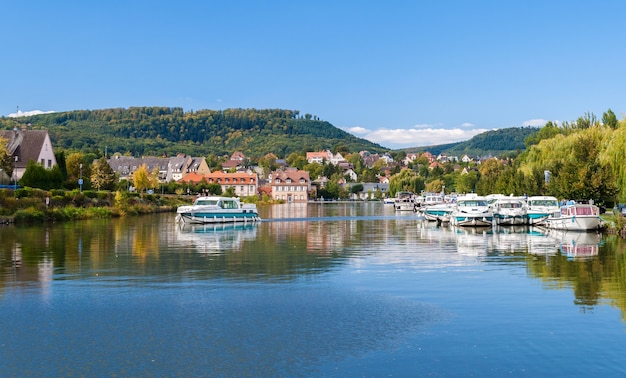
270,168,311,203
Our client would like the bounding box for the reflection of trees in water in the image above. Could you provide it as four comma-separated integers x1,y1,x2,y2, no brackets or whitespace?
524,235,626,317
4,213,626,321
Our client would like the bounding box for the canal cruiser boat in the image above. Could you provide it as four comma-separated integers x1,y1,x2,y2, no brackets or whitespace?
394,191,418,212
422,202,455,223
492,196,527,226
526,196,559,225
176,196,261,224
450,194,493,227
543,201,602,231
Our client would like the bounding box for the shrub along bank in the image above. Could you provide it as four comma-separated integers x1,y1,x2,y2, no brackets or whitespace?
0,188,189,224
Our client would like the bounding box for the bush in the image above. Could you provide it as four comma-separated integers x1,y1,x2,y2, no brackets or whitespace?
14,207,46,223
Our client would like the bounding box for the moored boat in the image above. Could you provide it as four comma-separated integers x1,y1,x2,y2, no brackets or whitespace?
422,202,455,223
176,196,261,224
526,196,559,225
394,191,418,212
543,201,602,231
492,196,527,226
450,194,493,227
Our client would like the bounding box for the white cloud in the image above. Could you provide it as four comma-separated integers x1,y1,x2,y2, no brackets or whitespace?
522,119,548,127
460,122,475,128
356,125,490,149
8,109,56,118
348,126,367,134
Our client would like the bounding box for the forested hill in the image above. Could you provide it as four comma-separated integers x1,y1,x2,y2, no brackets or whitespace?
406,126,538,157
0,107,387,158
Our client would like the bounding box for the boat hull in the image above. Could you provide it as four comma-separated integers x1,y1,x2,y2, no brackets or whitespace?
451,216,493,227
177,210,260,224
543,203,602,231
526,212,550,225
494,213,527,226
544,215,601,231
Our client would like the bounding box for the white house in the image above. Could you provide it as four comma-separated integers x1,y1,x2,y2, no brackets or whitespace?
1,128,57,180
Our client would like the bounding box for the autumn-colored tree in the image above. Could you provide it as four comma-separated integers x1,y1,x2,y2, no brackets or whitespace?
132,164,154,193
91,157,117,191
0,136,13,178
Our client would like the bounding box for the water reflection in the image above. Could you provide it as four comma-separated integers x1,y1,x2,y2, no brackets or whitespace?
0,208,623,314
2,205,626,376
176,222,259,254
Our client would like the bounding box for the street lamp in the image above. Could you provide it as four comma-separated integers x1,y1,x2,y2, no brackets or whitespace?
79,163,83,193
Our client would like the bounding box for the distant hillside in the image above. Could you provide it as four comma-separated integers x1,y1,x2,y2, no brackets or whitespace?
405,127,538,157
0,107,387,158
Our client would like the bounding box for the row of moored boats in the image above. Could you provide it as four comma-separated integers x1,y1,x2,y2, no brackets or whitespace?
391,193,603,231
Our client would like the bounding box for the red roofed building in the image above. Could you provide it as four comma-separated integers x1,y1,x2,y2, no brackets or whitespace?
205,171,258,197
270,168,310,203
178,171,258,197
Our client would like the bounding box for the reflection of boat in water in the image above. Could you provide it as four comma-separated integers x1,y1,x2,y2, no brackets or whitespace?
491,226,530,253
526,229,561,256
176,222,259,253
452,226,492,256
176,196,261,224
547,229,602,259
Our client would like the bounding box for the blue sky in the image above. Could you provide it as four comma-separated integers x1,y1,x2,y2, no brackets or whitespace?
2,1,625,150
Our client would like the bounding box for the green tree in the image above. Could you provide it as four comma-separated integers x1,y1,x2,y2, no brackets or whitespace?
91,157,117,191
0,136,13,177
455,171,479,194
19,161,63,190
603,108,618,130
349,183,364,196
389,169,425,196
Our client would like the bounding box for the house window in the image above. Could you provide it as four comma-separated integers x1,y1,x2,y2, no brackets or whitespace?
40,159,45,165
48,159,52,168
240,186,244,192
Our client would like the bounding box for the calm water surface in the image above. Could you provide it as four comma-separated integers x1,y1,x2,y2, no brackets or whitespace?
1,202,626,377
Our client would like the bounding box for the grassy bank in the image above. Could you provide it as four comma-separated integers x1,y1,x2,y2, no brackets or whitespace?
0,188,190,224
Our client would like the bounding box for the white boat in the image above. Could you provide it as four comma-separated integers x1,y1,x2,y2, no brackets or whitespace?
176,196,261,224
492,196,527,226
422,203,455,223
394,191,418,212
526,196,559,225
450,194,493,227
544,201,602,231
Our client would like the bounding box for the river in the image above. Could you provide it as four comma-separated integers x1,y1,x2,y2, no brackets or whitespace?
1,202,625,377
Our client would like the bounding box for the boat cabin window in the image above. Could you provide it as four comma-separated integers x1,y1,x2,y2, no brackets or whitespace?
221,200,238,209
195,199,218,206
459,200,486,207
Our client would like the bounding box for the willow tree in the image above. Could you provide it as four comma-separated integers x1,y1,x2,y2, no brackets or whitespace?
524,125,618,204
599,119,626,201
388,168,424,196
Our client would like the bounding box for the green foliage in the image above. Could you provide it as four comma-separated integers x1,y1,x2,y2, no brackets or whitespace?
0,107,386,159
19,161,64,190
349,183,364,194
389,169,425,196
407,127,537,157
517,124,619,204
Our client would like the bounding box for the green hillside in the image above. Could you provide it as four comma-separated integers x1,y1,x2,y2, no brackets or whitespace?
405,126,538,157
0,107,387,158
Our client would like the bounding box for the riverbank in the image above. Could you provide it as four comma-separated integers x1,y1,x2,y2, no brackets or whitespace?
0,188,192,225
